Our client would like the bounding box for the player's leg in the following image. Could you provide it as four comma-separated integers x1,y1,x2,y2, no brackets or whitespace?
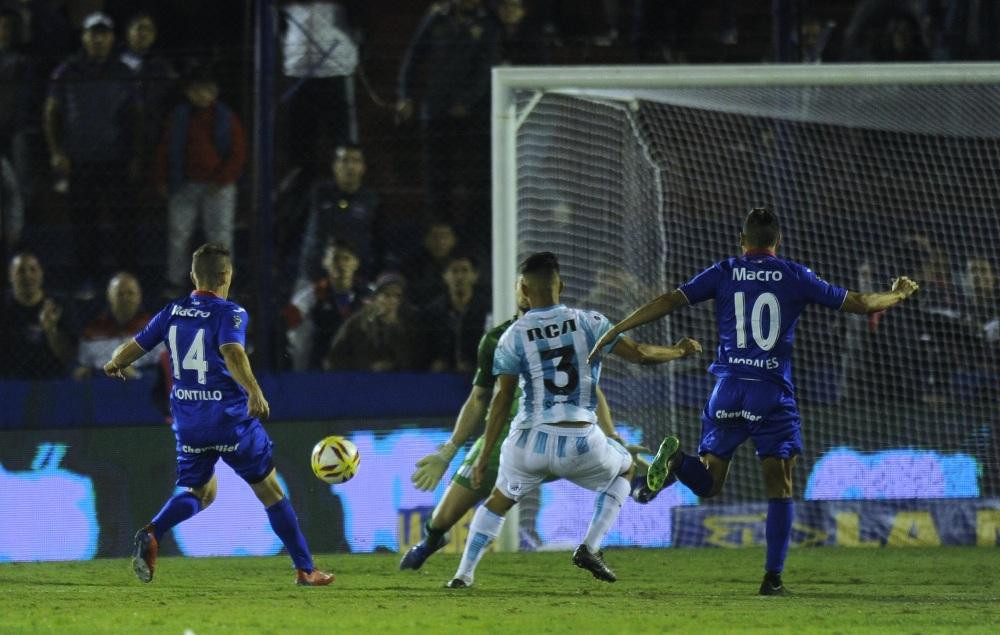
648,379,746,497
225,421,333,586
165,182,200,291
448,429,543,588
759,456,795,595
202,182,236,254
399,481,482,570
401,435,497,570
563,430,632,581
569,431,634,582
751,384,802,596
447,487,518,588
132,452,217,582
645,433,733,498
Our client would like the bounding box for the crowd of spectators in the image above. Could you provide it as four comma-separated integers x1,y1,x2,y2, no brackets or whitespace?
1,0,999,391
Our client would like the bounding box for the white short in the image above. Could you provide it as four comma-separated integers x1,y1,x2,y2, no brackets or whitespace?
495,423,632,501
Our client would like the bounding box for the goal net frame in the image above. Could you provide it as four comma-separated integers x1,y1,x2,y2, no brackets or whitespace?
490,63,1000,551
492,62,1000,317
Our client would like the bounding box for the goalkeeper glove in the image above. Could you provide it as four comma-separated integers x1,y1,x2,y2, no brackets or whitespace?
411,441,458,491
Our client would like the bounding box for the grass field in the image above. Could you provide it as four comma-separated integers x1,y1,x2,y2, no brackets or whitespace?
1,547,998,634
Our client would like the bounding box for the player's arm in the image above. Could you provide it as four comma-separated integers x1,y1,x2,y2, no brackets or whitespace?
588,290,689,363
220,343,270,419
840,276,919,314
608,334,702,365
104,339,148,380
411,384,491,491
472,374,517,489
595,386,651,460
594,386,617,441
42,96,68,171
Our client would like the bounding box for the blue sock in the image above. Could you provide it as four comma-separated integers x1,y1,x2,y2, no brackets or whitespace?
266,498,314,572
150,491,201,541
675,453,714,497
765,498,794,574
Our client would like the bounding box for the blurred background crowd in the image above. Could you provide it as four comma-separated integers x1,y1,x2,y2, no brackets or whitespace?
0,0,997,406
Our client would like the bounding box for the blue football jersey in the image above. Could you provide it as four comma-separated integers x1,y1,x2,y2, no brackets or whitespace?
493,304,622,429
678,251,847,392
134,291,251,444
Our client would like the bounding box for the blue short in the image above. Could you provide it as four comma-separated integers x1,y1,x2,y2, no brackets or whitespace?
174,419,274,488
697,377,802,461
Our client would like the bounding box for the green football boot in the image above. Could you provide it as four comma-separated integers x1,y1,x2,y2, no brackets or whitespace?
646,436,680,492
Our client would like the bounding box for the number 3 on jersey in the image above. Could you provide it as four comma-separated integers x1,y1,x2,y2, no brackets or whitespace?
734,292,780,351
168,325,208,384
540,345,578,395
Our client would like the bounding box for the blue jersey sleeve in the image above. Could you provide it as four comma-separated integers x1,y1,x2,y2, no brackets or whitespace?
134,304,171,351
678,263,724,305
798,266,848,310
492,329,520,376
219,306,249,348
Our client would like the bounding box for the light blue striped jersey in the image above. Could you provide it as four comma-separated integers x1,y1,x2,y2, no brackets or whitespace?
493,304,621,429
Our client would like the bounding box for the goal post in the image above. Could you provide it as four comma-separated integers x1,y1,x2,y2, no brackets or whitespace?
492,63,1000,550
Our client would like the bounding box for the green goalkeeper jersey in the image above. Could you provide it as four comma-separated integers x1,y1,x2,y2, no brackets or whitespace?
452,317,520,495
471,316,520,422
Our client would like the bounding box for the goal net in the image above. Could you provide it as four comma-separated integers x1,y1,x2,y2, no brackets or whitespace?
493,65,1000,549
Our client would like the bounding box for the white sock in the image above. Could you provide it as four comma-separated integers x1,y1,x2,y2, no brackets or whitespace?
454,506,505,582
583,476,630,554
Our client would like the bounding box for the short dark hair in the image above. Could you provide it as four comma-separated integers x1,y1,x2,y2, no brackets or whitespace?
126,12,155,29
446,250,477,270
334,144,363,160
182,63,217,89
326,239,359,256
742,207,780,248
192,243,231,288
519,252,560,278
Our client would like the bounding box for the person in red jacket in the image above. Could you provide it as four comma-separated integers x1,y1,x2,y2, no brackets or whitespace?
157,64,246,296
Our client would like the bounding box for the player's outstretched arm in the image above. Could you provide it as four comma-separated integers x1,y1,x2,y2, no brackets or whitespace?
412,385,490,491
220,343,270,419
608,335,702,366
104,340,149,380
841,276,919,314
472,375,517,489
588,290,689,363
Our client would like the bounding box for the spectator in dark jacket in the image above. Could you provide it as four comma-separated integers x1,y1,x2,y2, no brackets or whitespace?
0,7,35,248
284,240,370,370
298,144,378,283
120,12,177,185
495,0,550,65
396,0,499,222
421,252,490,372
402,221,459,307
43,12,141,294
0,252,77,379
842,0,931,62
326,272,422,371
157,65,247,294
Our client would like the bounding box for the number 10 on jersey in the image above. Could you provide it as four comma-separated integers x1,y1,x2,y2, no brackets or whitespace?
733,292,780,351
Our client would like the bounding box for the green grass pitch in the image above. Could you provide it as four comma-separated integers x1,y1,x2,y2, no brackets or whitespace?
2,547,998,634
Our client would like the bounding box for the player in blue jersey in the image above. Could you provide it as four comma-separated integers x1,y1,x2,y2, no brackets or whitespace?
590,208,919,595
104,243,334,586
445,252,701,588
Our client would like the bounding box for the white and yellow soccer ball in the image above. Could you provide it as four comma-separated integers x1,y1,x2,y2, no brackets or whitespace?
311,435,361,484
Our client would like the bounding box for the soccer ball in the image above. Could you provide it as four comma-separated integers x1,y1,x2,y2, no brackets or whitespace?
311,436,361,484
